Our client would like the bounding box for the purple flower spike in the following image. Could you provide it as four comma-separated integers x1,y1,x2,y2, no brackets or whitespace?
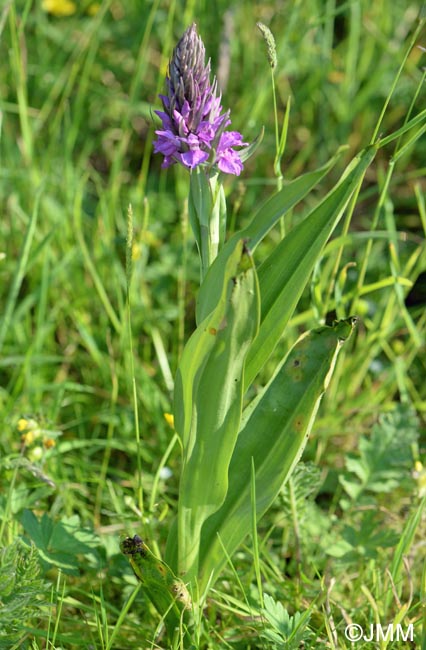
153,24,246,175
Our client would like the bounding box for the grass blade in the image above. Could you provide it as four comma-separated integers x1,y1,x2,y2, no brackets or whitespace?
0,188,42,354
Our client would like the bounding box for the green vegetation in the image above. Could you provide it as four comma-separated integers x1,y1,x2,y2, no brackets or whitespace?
1,1,425,648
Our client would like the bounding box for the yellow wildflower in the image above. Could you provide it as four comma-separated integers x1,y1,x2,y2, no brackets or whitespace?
87,2,100,15
18,417,41,446
164,412,174,429
17,418,30,431
42,0,77,17
132,242,142,261
21,430,36,446
413,461,426,498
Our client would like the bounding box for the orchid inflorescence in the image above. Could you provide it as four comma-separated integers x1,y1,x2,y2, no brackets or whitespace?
153,24,247,175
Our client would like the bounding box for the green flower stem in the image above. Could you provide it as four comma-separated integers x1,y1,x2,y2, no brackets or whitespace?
189,168,227,282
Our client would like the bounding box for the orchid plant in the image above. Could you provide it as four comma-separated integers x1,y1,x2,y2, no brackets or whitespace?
120,22,380,643
153,24,252,281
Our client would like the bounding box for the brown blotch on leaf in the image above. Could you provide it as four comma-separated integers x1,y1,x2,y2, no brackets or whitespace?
157,563,167,576
294,415,305,432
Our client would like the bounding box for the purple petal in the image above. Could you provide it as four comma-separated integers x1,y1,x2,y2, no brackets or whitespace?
181,100,191,118
217,131,247,150
154,110,173,130
159,94,170,109
173,110,190,136
180,148,209,168
153,130,180,156
196,121,215,145
216,149,244,175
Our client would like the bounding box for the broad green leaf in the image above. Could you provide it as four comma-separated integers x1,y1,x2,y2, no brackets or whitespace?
244,145,376,388
174,243,260,579
174,239,245,448
196,146,347,325
197,318,356,590
20,510,53,550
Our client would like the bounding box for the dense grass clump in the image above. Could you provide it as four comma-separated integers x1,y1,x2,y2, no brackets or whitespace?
1,1,425,648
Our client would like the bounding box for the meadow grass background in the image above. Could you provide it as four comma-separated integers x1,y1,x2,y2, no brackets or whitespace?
1,1,426,648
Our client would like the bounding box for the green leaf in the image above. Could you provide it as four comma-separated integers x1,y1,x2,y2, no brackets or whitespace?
239,126,265,163
20,510,100,574
261,594,312,649
196,146,347,325
280,462,322,520
387,496,426,607
197,318,356,590
49,515,99,555
174,239,245,448
20,510,52,551
326,512,398,562
120,535,191,642
188,169,227,280
173,243,260,579
188,166,208,253
339,405,419,504
244,144,377,388
0,539,49,646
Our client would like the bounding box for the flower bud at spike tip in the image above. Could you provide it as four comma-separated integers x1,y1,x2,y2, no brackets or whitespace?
153,24,247,175
256,22,277,69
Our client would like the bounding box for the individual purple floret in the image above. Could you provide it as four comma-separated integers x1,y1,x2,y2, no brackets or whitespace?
153,24,246,175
